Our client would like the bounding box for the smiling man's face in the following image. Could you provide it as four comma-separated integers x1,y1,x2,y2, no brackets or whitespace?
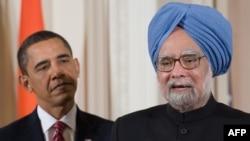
157,27,213,113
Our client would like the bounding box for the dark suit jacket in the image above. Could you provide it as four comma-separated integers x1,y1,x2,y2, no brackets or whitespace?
0,106,113,141
111,95,250,141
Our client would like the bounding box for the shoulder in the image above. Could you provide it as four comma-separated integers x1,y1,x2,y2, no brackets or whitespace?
215,102,250,121
0,112,38,139
77,109,114,133
111,104,167,140
0,112,37,130
76,109,114,140
77,109,113,125
116,104,167,123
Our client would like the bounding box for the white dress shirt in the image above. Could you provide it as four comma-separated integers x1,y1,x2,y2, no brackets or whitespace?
37,104,77,141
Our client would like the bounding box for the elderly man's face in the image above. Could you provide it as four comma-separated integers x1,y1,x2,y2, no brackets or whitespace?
157,27,213,112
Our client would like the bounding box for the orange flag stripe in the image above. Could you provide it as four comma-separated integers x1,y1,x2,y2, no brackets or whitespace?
18,0,44,118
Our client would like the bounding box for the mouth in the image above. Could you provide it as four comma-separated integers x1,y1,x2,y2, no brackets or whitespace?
169,84,193,93
50,82,72,92
171,84,192,89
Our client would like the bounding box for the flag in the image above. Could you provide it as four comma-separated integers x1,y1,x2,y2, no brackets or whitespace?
18,0,44,118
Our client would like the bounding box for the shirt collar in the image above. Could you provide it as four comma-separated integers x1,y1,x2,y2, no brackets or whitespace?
166,94,217,123
37,104,77,133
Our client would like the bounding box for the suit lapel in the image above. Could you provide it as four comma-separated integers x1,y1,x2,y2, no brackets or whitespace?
74,108,97,141
21,109,45,141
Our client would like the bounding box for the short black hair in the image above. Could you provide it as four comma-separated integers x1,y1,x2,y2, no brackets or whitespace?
17,30,73,75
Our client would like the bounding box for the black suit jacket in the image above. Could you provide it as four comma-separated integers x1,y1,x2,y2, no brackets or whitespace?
111,96,250,141
0,107,113,141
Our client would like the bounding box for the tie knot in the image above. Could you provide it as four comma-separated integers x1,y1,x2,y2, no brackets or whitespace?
53,121,66,134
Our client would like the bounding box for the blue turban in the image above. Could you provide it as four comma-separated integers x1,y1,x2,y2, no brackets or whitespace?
148,2,232,76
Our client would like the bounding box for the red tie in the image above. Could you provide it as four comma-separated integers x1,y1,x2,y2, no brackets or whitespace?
53,121,66,141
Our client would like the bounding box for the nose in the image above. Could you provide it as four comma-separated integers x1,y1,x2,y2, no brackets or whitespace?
171,61,185,78
51,63,64,80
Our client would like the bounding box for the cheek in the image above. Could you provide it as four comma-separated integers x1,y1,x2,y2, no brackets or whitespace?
29,79,45,94
29,74,49,89
192,71,208,94
65,66,79,79
157,72,170,90
72,68,80,78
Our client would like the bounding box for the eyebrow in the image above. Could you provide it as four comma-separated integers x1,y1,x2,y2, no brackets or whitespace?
158,49,202,59
57,53,71,59
34,60,48,71
34,53,71,70
158,53,173,58
181,50,200,56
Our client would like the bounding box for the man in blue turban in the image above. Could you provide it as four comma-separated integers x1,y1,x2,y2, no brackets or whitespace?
148,2,232,77
111,2,250,141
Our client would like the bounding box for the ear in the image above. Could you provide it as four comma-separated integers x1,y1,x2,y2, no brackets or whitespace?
19,75,33,92
73,58,80,77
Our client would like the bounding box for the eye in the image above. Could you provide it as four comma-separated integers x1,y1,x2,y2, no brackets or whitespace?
160,58,173,66
182,55,198,64
37,64,48,71
60,58,70,63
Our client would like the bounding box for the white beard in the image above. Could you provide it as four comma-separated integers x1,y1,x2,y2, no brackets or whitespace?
166,68,213,112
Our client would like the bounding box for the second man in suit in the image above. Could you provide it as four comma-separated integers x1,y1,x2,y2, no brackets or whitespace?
0,30,113,141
